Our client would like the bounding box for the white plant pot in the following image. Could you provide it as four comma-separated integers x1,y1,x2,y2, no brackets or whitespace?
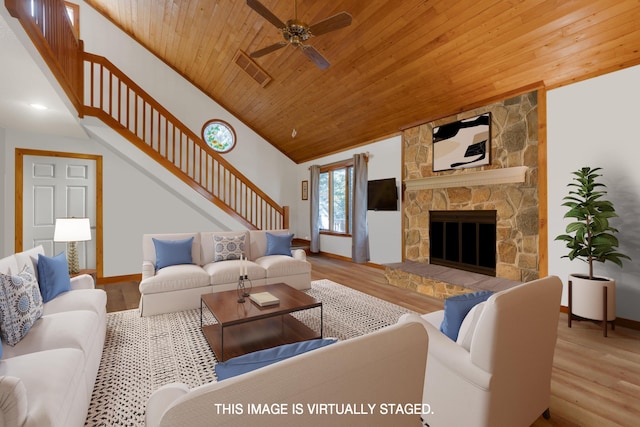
569,274,616,321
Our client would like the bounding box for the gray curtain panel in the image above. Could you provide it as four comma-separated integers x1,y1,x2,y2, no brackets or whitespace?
352,153,370,263
309,165,321,253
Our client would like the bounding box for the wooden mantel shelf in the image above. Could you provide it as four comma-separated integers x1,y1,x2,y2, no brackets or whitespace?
404,166,528,191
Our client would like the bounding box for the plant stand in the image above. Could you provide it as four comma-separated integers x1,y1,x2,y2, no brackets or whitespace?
568,276,616,337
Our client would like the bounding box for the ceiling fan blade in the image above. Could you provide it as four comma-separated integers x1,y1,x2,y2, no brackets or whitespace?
301,45,330,70
308,12,352,37
247,0,286,29
250,42,288,58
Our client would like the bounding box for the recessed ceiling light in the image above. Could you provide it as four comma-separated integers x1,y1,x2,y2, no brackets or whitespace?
29,103,48,110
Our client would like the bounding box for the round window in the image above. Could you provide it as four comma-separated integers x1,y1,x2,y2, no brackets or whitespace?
201,119,236,153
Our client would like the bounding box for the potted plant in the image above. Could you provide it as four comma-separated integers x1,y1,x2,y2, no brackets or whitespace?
555,166,630,335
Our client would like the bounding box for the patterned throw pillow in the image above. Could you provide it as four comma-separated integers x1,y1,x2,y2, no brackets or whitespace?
0,265,44,346
214,235,246,261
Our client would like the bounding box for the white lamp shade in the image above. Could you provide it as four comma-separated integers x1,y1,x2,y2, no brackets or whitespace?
53,218,92,242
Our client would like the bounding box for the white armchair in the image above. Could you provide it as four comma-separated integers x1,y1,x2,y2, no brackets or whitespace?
417,275,563,427
146,317,429,427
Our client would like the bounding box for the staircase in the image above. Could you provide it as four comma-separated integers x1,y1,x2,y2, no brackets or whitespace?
6,0,288,231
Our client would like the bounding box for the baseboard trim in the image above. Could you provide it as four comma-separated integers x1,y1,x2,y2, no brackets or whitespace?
97,273,141,285
560,305,640,331
95,263,640,331
314,251,385,269
615,317,640,331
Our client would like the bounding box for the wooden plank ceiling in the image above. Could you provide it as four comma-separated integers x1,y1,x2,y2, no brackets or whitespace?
83,0,640,164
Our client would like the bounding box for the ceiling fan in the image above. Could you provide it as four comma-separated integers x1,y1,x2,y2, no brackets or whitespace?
247,0,352,70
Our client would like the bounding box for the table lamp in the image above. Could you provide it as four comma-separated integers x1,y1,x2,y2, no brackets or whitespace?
53,217,92,274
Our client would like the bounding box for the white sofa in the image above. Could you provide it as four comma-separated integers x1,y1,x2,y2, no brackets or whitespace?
146,315,429,427
0,246,107,427
139,230,311,316
413,275,563,427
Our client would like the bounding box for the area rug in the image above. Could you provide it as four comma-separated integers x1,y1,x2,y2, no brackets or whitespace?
84,279,415,426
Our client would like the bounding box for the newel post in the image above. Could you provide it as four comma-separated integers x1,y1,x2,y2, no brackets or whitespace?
282,206,290,229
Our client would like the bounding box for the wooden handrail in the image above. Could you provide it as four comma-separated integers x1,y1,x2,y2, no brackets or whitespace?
6,0,288,230
83,53,287,230
6,0,84,115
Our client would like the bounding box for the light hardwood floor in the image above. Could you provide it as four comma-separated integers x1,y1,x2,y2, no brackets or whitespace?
97,254,640,427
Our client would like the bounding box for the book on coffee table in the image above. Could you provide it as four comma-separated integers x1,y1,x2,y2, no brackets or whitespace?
250,291,280,307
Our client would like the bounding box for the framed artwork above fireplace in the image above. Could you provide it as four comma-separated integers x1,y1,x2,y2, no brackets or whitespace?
432,113,491,172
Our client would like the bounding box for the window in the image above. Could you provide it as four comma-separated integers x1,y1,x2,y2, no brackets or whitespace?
201,119,236,153
319,160,354,235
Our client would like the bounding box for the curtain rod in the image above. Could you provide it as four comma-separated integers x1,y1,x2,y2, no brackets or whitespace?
308,152,369,170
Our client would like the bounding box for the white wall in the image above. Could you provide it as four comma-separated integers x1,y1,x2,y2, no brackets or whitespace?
78,1,298,210
0,127,239,276
0,1,300,276
0,127,5,253
548,64,640,321
294,135,403,264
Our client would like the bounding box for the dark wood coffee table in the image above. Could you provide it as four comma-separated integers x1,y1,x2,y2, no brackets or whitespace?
200,283,322,361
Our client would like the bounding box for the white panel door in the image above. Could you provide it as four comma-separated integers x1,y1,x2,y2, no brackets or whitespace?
23,155,96,269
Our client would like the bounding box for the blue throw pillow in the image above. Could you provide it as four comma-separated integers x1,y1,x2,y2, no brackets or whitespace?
265,232,294,256
440,291,493,341
153,237,194,270
37,252,72,303
215,338,338,381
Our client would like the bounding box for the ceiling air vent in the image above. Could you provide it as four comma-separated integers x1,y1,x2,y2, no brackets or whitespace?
234,50,272,87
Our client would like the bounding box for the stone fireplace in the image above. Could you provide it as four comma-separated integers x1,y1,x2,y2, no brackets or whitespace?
385,91,540,298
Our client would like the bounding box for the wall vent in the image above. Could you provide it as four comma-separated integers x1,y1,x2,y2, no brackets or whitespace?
234,50,272,87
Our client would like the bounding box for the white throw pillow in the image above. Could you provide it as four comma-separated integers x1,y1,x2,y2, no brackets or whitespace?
456,301,486,351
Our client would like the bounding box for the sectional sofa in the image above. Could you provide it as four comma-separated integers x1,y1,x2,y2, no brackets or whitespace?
0,246,107,427
139,230,311,316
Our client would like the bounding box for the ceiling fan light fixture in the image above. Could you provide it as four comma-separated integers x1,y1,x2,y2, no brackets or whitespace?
247,0,352,69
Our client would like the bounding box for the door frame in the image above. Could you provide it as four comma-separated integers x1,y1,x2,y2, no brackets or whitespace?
15,148,104,278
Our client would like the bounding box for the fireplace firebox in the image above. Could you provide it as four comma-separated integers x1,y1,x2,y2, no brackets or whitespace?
429,210,497,276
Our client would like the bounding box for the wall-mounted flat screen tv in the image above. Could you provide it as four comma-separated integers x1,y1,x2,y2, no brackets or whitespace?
367,178,398,211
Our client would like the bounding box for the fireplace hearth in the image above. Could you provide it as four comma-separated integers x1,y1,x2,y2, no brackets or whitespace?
429,210,497,276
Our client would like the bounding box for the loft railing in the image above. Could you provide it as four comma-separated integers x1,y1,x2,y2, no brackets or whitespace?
6,0,84,115
6,0,288,230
